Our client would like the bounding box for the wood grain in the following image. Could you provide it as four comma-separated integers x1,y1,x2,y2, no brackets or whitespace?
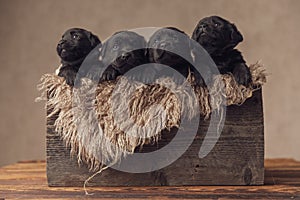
46,89,264,187
0,159,299,199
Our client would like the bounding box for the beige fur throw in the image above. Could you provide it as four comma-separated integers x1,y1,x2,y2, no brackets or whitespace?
37,63,266,171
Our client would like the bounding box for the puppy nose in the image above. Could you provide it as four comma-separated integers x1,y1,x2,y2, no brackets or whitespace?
58,39,66,45
121,52,130,60
199,24,207,32
199,24,207,29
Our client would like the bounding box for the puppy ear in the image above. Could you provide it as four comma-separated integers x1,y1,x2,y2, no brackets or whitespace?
138,36,147,57
191,24,200,41
139,38,148,61
229,23,243,47
86,31,101,49
192,21,203,41
144,47,149,58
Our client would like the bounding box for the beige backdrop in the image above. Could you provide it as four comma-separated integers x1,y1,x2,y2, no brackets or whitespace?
0,0,299,166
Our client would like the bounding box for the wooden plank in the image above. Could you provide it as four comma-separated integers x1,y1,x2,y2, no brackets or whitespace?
0,159,300,199
46,90,264,186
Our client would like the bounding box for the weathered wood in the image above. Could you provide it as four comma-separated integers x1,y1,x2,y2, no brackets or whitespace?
0,159,300,199
46,89,264,186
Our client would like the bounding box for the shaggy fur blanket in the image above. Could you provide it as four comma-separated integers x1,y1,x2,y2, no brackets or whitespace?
37,63,266,171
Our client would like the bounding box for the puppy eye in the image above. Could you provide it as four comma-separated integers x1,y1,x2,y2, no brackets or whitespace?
153,39,159,47
72,34,80,40
112,44,119,50
214,23,220,27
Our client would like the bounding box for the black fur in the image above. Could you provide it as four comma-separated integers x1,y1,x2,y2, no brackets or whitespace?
148,27,204,85
57,28,101,86
192,16,251,86
99,31,147,81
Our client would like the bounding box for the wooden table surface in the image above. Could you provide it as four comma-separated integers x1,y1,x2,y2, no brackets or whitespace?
0,159,299,199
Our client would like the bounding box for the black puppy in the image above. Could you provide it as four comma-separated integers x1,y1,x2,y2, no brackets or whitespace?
99,31,147,81
192,16,251,86
56,28,101,86
148,27,203,85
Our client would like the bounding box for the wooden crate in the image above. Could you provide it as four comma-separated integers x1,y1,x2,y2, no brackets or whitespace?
46,89,264,186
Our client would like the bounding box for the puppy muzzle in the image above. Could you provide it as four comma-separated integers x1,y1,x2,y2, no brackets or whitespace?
58,39,66,46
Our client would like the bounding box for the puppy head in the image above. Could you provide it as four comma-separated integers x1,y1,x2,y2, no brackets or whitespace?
148,27,192,65
57,28,101,63
99,31,147,74
192,16,243,54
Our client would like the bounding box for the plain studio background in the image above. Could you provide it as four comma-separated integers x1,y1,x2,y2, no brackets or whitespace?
0,0,299,166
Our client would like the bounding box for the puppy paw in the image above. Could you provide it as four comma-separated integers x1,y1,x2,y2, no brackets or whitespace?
100,67,119,81
233,64,252,86
65,76,75,86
